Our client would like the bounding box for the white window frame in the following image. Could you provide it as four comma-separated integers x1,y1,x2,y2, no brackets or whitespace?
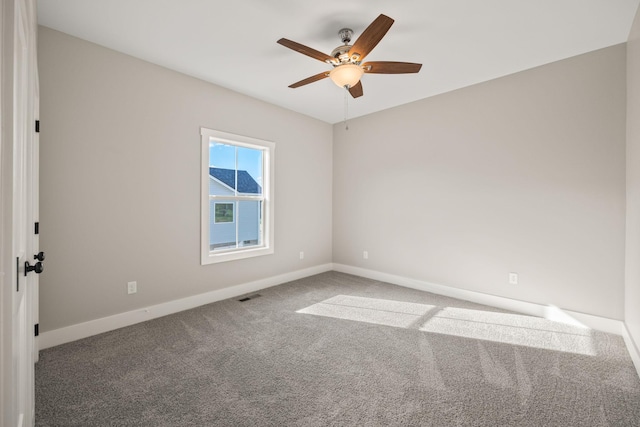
201,127,275,264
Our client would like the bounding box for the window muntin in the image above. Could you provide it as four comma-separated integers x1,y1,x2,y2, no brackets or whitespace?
201,128,274,264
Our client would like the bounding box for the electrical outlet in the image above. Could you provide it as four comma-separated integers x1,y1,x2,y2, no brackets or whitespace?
509,273,518,285
363,251,368,260
299,251,304,260
127,281,137,294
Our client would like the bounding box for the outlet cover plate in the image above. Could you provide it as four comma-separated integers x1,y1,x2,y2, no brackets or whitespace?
127,281,137,294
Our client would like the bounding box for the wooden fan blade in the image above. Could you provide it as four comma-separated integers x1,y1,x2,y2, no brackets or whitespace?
288,71,330,88
277,38,335,63
348,14,394,62
348,81,363,98
362,61,422,74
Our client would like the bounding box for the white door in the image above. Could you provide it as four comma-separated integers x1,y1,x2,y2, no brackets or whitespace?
1,0,40,426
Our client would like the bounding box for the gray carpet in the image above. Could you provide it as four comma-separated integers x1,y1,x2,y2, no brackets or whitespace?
36,272,640,426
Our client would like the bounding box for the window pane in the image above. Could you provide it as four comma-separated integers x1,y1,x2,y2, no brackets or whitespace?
238,200,262,247
237,146,263,195
209,142,236,196
209,200,263,251
210,199,237,251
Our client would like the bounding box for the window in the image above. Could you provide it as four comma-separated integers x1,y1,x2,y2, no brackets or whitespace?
214,203,234,224
201,128,274,264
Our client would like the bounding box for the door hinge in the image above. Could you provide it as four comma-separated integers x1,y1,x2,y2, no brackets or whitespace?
35,222,39,235
16,257,19,292
34,324,39,337
35,120,40,133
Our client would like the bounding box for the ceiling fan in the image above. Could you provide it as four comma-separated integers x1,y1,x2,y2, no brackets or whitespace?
277,14,422,98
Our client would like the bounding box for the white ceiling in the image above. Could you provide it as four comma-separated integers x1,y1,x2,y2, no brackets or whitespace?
37,0,640,124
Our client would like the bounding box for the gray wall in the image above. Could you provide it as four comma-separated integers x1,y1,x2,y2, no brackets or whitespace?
38,27,333,332
626,7,640,354
39,24,631,333
333,45,627,320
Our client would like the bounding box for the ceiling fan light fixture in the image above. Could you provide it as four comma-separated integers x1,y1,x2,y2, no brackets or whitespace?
329,63,364,89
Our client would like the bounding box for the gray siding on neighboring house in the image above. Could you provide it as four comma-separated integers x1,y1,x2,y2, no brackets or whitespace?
209,176,234,196
238,200,260,244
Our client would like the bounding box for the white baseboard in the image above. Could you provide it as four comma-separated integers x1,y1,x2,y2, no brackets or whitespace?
39,263,333,349
622,325,640,379
332,263,625,335
41,261,638,381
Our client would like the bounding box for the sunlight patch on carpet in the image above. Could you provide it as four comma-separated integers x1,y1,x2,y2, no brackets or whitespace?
296,295,436,329
419,307,595,356
298,296,595,355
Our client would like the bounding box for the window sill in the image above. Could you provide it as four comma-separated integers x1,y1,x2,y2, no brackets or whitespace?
201,245,274,265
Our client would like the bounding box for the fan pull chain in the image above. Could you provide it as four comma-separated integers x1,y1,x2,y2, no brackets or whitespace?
344,87,349,131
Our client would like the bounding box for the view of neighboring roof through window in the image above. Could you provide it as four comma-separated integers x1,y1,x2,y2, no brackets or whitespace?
209,168,262,195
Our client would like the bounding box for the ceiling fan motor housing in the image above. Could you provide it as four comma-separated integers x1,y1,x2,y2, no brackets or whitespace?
331,45,353,64
331,28,356,65
338,28,353,44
